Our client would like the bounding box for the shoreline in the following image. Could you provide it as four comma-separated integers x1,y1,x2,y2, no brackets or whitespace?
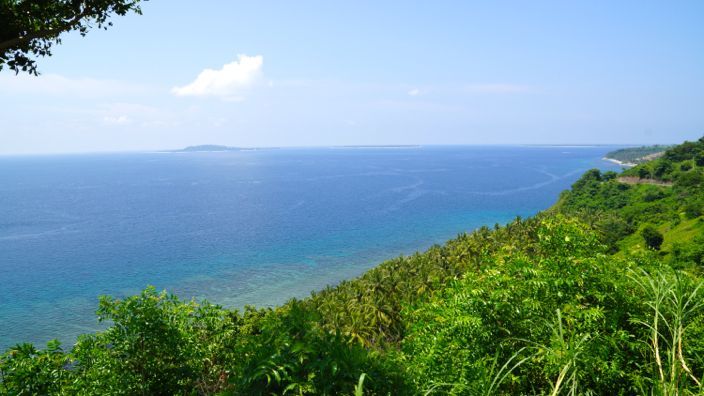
602,157,636,167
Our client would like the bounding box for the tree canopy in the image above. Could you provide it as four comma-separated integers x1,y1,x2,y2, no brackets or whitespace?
0,0,143,75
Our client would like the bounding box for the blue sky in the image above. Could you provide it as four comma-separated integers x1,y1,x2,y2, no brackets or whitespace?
1,1,703,154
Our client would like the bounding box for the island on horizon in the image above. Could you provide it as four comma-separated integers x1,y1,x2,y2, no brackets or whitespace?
173,144,423,152
173,145,279,152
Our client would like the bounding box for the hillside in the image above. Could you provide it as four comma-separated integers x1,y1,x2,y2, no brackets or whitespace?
2,138,704,395
556,137,704,259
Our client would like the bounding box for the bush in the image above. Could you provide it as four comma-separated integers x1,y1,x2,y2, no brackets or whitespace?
595,215,634,252
641,225,664,250
696,152,704,167
676,170,704,189
0,341,71,395
684,200,703,219
69,287,242,395
654,161,673,179
642,186,665,202
670,237,704,269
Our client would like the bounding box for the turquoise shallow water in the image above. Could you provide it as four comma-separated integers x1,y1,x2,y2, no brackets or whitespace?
0,146,621,350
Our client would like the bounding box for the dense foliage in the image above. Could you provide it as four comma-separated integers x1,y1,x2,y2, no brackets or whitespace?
2,137,704,395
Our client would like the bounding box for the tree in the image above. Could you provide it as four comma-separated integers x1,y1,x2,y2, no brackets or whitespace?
695,152,704,167
602,171,618,181
653,160,673,179
0,0,143,75
641,225,664,250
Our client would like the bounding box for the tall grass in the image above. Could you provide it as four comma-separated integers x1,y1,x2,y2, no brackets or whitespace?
629,269,704,395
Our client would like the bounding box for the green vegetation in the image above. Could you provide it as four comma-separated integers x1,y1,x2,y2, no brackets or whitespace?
605,145,673,165
641,225,664,250
2,137,704,395
1,0,143,75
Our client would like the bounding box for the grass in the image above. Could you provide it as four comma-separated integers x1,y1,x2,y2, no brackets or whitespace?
616,215,704,258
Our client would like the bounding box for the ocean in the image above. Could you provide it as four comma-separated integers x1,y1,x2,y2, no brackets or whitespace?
0,145,621,350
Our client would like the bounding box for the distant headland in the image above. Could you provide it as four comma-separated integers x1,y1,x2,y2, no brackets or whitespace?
603,144,672,167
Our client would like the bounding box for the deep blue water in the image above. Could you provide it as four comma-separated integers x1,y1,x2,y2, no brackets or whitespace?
0,146,621,350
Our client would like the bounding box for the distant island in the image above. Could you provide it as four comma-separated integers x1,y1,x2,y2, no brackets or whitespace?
174,145,278,152
178,145,241,152
173,145,421,152
333,145,422,149
604,144,672,166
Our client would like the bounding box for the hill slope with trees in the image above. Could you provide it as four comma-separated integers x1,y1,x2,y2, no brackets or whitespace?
2,137,704,395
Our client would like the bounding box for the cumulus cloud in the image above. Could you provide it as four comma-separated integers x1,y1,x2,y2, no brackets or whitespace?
408,88,420,96
171,54,263,99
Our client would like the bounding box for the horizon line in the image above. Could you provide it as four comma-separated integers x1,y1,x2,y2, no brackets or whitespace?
0,142,682,157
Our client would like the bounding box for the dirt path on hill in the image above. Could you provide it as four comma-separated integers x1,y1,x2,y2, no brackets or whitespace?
617,176,674,187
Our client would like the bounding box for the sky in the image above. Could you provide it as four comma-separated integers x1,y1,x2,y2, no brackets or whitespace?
1,1,703,154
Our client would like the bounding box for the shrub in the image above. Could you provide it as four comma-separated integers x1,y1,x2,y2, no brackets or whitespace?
595,215,634,253
642,186,665,202
684,200,703,219
641,225,664,250
654,160,673,179
670,236,704,269
69,287,244,395
0,341,71,395
676,170,704,189
696,152,704,167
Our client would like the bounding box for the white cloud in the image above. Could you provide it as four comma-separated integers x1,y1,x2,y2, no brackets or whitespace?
171,54,263,99
408,88,420,96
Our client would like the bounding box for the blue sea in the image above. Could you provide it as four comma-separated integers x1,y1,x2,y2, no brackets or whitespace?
0,146,621,350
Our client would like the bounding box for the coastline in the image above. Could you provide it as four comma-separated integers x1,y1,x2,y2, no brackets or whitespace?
602,157,636,167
